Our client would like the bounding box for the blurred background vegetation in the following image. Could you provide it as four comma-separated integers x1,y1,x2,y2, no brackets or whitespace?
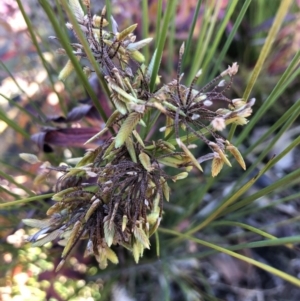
0,0,300,300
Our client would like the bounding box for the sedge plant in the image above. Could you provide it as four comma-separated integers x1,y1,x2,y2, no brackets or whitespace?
23,0,254,271
1,0,300,300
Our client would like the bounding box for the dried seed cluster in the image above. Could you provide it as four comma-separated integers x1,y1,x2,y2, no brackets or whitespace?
25,141,173,269
24,0,255,271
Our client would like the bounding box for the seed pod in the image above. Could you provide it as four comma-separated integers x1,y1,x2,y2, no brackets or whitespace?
115,112,141,148
104,219,115,247
132,240,141,263
212,156,224,177
55,259,66,272
139,152,153,172
160,140,176,151
226,144,246,170
148,217,161,237
147,212,159,225
172,172,188,182
52,187,80,201
209,142,232,167
129,50,145,63
92,15,109,27
111,93,128,115
122,215,128,232
105,246,119,264
133,226,150,249
69,0,84,22
84,127,109,145
19,153,40,164
106,110,121,127
103,140,116,158
84,198,100,222
132,130,145,148
97,246,108,270
127,38,153,51
157,154,191,168
23,218,51,229
61,220,82,258
126,136,137,163
32,229,62,247
179,141,203,172
116,24,137,41
46,203,63,216
161,177,170,202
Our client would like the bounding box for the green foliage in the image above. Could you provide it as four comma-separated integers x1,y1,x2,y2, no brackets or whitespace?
1,0,300,300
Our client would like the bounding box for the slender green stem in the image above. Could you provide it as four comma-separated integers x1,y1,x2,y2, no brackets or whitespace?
155,232,160,257
186,2,212,84
0,93,42,125
179,176,215,221
200,0,239,80
187,0,222,85
236,50,300,146
229,191,300,219
0,186,20,198
0,193,54,209
229,0,294,141
150,1,178,92
154,0,163,48
209,0,252,81
39,0,109,124
177,235,300,261
242,0,294,101
233,101,300,189
60,0,111,119
182,0,203,68
167,12,176,75
0,170,34,196
211,221,279,241
55,0,68,36
160,227,300,287
223,159,300,216
186,156,276,234
105,0,112,31
245,94,300,157
16,0,67,115
0,108,31,139
141,0,149,62
0,62,47,120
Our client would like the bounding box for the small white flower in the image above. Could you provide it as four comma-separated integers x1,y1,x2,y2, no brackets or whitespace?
211,117,226,131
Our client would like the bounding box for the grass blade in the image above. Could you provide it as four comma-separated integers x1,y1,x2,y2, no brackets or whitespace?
0,193,54,209
154,0,163,48
209,0,253,80
242,0,294,101
236,50,300,146
0,170,34,196
150,1,178,92
182,0,203,68
186,156,276,234
16,0,67,115
141,0,149,62
160,227,300,287
39,0,109,122
187,0,223,85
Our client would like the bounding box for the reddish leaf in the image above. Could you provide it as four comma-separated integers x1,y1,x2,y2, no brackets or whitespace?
47,104,100,123
31,127,110,152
